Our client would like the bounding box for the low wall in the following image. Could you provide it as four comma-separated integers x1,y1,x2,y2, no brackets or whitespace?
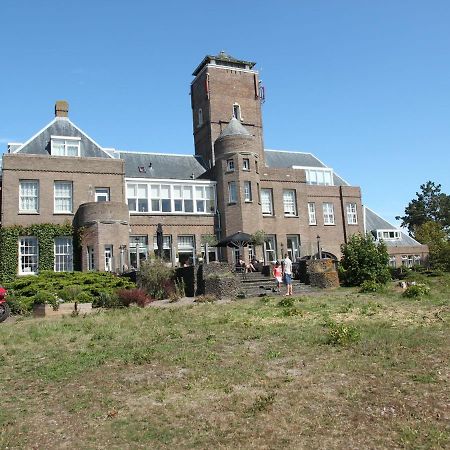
307,259,340,288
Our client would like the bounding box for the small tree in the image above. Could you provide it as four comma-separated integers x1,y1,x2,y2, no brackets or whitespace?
137,259,175,300
251,230,267,262
339,233,390,286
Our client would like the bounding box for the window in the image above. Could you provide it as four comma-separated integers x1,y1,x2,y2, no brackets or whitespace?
54,181,73,213
54,237,73,272
308,202,317,225
402,255,421,268
87,246,95,270
151,185,171,212
195,185,215,213
104,245,113,271
377,230,401,241
198,108,203,127
264,235,277,263
261,189,273,215
243,158,250,171
346,203,358,224
323,203,335,225
227,159,235,172
201,236,218,263
389,256,397,268
295,167,334,186
257,183,261,203
95,188,110,202
178,235,195,266
244,181,252,202
19,180,39,212
283,190,297,216
233,103,241,121
51,136,80,157
153,235,172,261
127,184,149,212
129,236,148,269
255,160,259,173
287,235,300,261
228,182,237,204
19,237,38,275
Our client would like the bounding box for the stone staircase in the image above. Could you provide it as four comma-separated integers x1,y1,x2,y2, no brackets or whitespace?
236,271,316,297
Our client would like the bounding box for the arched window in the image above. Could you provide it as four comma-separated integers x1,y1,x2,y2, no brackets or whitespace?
198,108,203,127
233,103,241,121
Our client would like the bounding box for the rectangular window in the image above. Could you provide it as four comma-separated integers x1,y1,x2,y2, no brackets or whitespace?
243,158,250,171
104,245,113,271
283,190,297,216
153,235,172,261
389,256,396,268
95,188,110,202
178,235,195,266
308,202,317,225
304,168,334,186
323,203,335,225
19,237,38,275
227,159,235,172
264,235,277,263
228,182,237,204
54,181,73,213
127,183,148,212
287,235,300,261
19,180,39,213
87,246,95,270
51,136,81,157
244,181,252,202
346,203,358,224
129,236,148,269
54,237,73,272
261,189,273,215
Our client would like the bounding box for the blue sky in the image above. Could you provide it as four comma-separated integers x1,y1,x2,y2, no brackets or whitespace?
1,0,449,226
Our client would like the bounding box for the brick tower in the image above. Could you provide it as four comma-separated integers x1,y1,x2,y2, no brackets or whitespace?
190,52,264,168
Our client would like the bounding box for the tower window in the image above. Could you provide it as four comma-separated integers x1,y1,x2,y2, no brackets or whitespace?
233,103,242,121
198,108,203,127
243,158,250,171
226,159,235,172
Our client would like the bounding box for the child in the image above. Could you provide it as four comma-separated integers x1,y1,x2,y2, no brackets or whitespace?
272,261,282,292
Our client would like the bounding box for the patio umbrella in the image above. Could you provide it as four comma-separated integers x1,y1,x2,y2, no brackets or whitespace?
156,223,163,259
215,231,253,263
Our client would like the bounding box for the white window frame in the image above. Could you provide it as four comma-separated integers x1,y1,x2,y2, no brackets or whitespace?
95,188,110,202
54,181,73,214
19,236,39,275
388,256,396,268
104,245,113,272
346,203,358,225
283,189,297,216
51,136,81,157
243,158,250,171
292,166,334,186
228,181,237,204
308,202,317,225
264,235,277,263
226,159,235,172
377,230,401,241
323,202,335,225
261,188,273,216
244,181,252,202
153,235,172,261
54,237,73,272
87,246,95,270
19,180,39,213
287,235,300,261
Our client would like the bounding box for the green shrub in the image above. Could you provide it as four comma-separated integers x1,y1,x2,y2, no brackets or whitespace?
33,290,59,310
59,285,83,303
339,233,391,286
279,307,303,317
6,290,34,315
137,259,175,300
92,291,121,309
402,283,431,298
325,321,360,346
77,291,93,303
359,280,383,293
277,297,295,308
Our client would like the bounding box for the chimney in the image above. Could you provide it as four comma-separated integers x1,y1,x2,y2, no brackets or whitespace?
55,100,69,117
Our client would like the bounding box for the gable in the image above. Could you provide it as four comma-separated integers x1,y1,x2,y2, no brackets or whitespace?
13,118,112,158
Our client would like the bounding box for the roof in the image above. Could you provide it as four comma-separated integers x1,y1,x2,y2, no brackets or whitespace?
119,151,207,180
364,207,423,247
264,149,349,186
217,118,252,139
12,117,112,158
193,51,256,76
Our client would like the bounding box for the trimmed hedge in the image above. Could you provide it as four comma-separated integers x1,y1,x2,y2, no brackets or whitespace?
0,223,82,283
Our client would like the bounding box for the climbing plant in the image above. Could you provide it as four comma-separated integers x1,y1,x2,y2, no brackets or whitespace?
0,222,79,283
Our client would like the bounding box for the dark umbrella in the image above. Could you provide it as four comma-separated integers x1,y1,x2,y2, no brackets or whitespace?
215,231,253,263
156,223,163,259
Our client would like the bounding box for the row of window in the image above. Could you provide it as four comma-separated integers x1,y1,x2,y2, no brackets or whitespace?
226,158,257,173
127,183,215,214
389,255,421,268
19,236,73,275
228,183,358,225
19,180,110,214
197,103,242,128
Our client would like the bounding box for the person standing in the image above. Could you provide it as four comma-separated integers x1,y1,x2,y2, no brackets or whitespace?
272,261,282,292
283,253,293,296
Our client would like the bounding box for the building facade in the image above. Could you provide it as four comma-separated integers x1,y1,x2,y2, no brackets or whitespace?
0,52,427,276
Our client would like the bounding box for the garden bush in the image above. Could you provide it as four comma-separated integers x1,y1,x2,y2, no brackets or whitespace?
116,288,153,307
6,290,34,315
92,291,121,309
33,290,59,310
325,320,360,346
402,283,430,298
359,280,384,293
137,259,175,300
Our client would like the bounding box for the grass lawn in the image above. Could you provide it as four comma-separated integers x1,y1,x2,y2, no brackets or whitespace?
1,276,449,449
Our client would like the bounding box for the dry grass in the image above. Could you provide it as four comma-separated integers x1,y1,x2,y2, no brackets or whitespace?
0,275,449,449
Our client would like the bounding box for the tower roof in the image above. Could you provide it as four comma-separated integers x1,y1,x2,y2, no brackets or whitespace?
193,51,256,76
217,118,252,140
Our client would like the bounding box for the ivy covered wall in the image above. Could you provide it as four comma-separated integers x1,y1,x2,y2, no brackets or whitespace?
0,223,81,283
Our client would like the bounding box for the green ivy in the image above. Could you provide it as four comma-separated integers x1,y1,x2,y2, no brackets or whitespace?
0,222,78,283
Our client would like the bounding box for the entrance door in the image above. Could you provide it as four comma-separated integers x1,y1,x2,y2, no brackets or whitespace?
287,235,300,261
104,245,113,272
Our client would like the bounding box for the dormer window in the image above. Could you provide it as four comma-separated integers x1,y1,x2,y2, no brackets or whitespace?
377,230,401,241
51,136,80,157
233,103,242,121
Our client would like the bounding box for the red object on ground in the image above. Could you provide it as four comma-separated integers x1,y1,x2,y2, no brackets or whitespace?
0,287,7,300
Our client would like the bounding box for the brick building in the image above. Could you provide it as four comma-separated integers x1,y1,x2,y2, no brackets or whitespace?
0,52,427,276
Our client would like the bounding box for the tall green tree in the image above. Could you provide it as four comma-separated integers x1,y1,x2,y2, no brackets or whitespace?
396,181,450,236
